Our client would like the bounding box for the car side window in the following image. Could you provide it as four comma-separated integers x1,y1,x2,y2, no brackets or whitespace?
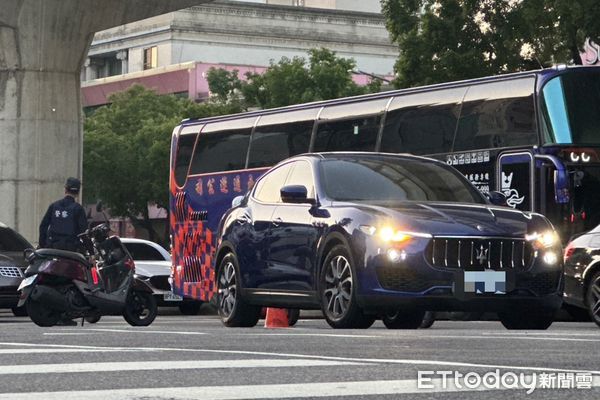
253,163,293,203
285,161,315,199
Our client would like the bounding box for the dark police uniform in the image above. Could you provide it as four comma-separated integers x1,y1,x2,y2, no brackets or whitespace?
39,192,88,252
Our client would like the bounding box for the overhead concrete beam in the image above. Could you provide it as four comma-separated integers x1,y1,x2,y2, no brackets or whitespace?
0,0,212,242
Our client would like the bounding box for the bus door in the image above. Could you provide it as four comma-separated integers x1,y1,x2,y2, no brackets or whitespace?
497,151,534,211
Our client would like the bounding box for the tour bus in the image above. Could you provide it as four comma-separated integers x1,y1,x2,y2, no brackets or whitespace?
169,65,600,302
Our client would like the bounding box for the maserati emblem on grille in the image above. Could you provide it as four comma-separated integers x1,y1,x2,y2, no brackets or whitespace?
475,245,489,265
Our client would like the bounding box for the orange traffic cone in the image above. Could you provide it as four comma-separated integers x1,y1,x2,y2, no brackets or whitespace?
264,308,289,328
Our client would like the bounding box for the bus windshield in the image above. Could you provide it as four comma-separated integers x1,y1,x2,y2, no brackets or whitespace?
542,71,600,145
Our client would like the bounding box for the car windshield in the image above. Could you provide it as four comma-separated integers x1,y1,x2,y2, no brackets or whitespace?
0,227,31,252
123,242,169,261
320,156,485,203
541,71,600,144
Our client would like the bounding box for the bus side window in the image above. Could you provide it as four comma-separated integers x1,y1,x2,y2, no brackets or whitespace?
454,79,537,151
174,132,198,187
380,89,464,155
248,121,313,168
314,115,381,152
189,119,255,175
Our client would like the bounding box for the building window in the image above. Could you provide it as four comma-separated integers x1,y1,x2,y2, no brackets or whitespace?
292,0,305,6
143,46,158,70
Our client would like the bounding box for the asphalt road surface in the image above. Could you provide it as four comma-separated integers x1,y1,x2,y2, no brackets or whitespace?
0,308,599,399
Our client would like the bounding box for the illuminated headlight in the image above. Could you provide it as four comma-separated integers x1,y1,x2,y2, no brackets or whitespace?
526,231,560,249
387,249,407,262
359,225,431,243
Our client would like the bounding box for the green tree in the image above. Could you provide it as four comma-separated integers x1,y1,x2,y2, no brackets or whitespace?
381,0,600,88
207,48,382,109
83,85,240,242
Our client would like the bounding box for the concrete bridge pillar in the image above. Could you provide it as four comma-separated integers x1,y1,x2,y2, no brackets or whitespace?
0,0,210,242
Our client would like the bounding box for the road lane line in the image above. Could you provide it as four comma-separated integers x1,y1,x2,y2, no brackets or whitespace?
64,328,207,335
0,359,364,375
1,342,597,376
2,377,600,400
0,349,132,355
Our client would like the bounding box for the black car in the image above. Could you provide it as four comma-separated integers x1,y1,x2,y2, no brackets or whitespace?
564,226,600,327
0,222,31,316
215,153,564,330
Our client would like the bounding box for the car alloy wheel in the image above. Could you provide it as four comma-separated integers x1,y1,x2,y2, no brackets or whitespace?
586,272,600,328
323,255,353,319
320,245,375,329
219,260,237,319
217,253,260,328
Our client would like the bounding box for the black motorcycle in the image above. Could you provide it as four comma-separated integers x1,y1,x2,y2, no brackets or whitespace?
17,223,157,327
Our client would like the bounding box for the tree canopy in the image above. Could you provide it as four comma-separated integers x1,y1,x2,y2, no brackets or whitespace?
205,48,382,109
381,0,600,88
83,85,241,240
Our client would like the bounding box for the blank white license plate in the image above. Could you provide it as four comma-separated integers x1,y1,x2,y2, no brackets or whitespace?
163,292,183,301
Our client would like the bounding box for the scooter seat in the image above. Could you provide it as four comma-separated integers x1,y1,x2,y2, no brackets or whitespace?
36,248,91,267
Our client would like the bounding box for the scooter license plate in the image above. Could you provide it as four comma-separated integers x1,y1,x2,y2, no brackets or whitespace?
163,292,183,302
18,274,37,291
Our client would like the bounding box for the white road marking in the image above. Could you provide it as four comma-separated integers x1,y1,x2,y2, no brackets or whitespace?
412,334,600,343
235,333,381,338
0,359,364,375
43,333,98,336
0,379,484,400
0,348,129,355
1,342,598,376
66,328,207,335
3,377,600,400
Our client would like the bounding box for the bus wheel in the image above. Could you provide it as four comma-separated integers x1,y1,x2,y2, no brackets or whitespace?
217,253,260,328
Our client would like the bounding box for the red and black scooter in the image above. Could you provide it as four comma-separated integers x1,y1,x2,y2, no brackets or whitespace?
18,222,157,327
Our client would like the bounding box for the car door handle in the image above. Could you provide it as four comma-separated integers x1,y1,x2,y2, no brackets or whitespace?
272,217,283,227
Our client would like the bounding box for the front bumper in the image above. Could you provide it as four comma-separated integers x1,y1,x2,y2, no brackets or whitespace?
354,239,564,313
0,280,21,308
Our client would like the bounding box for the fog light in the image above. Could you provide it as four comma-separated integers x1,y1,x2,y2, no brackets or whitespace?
543,251,558,265
387,249,406,262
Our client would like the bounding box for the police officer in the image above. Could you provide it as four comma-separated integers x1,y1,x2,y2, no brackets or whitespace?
39,177,88,252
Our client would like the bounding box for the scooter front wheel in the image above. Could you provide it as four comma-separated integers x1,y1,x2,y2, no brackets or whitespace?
123,290,157,326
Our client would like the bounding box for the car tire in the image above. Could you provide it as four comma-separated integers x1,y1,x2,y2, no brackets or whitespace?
320,245,375,329
498,308,556,330
420,311,436,329
563,304,591,322
382,309,426,329
287,308,300,327
11,306,28,317
179,301,202,316
123,290,158,327
217,253,260,328
585,271,600,328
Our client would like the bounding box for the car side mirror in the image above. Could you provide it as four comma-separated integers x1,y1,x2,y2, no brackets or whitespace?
486,191,508,206
281,185,314,204
231,195,245,208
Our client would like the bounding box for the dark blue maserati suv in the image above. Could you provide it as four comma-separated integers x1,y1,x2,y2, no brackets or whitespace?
215,153,563,329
